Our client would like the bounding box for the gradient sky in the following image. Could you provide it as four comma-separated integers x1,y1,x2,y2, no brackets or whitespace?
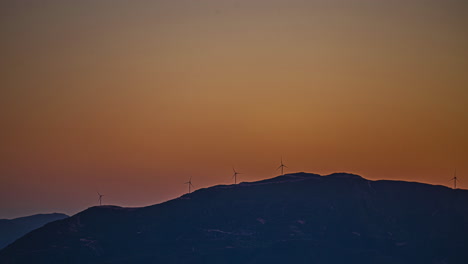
1,0,467,219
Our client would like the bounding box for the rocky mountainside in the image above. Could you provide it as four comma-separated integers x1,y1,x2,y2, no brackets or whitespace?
1,172,467,263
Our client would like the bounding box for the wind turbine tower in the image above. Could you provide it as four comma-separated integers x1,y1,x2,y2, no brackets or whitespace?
277,157,288,176
97,192,104,206
451,169,459,189
232,168,242,184
185,177,195,194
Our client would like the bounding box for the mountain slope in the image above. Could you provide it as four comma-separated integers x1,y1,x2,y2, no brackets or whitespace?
1,172,467,263
0,213,69,249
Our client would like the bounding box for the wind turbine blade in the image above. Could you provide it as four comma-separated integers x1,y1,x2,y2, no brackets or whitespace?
277,165,283,170
284,165,288,168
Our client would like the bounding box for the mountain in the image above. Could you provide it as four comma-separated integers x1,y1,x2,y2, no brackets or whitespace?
1,172,467,263
0,213,69,250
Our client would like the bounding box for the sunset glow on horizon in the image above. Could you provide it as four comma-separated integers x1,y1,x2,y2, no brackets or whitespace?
1,0,467,218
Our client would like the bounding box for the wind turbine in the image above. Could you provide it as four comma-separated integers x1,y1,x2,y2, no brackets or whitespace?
450,169,459,189
232,167,242,184
97,192,104,206
185,177,195,193
277,157,288,176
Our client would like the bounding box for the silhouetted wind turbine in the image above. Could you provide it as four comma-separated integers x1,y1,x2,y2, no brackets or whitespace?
97,192,104,206
185,177,195,193
277,157,288,175
232,167,242,184
450,169,459,189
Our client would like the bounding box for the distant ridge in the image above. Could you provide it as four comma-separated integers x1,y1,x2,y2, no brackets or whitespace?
1,172,467,264
0,213,69,250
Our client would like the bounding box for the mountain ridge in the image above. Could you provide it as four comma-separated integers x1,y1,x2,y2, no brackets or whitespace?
1,172,467,264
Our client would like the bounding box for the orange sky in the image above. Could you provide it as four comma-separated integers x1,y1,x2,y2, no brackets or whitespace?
1,0,467,218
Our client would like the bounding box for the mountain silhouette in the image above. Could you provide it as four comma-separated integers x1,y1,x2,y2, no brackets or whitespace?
1,172,467,263
0,213,68,250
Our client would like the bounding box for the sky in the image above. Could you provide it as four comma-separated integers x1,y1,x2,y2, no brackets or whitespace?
0,0,467,219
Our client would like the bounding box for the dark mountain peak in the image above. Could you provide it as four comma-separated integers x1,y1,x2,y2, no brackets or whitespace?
208,172,363,190
250,172,322,185
80,205,128,214
325,172,365,180
185,172,323,196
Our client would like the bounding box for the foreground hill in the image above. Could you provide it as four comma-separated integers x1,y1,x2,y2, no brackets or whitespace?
0,213,68,249
1,172,467,263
